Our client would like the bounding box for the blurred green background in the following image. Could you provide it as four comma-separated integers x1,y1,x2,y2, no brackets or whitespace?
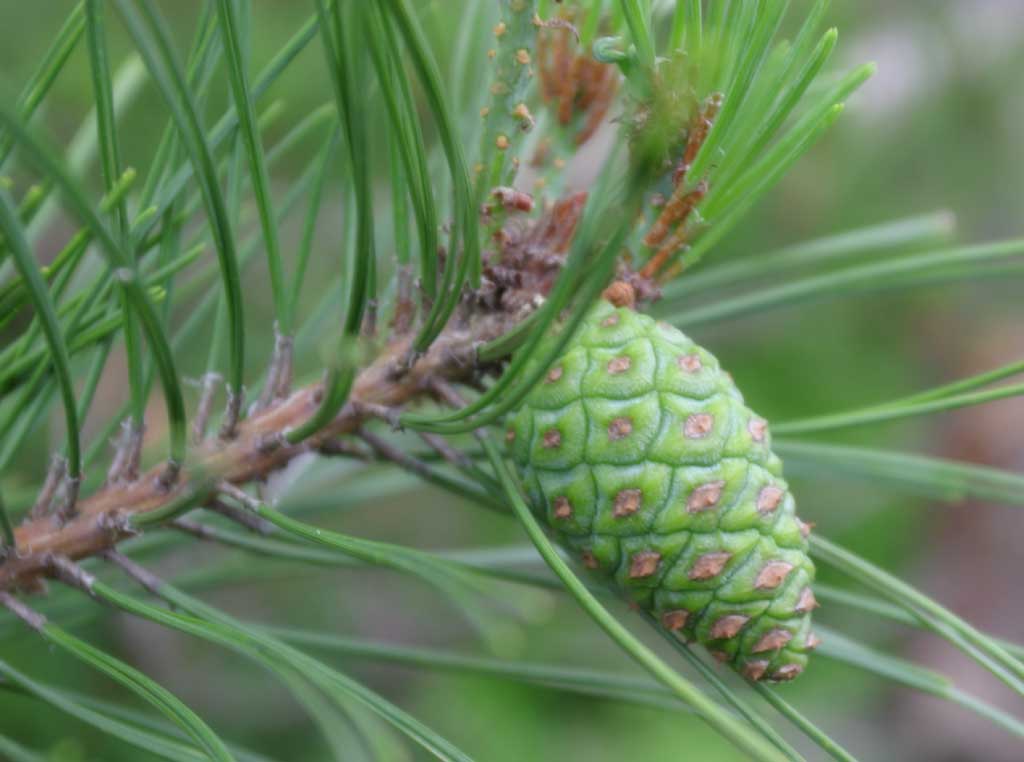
0,1,1022,760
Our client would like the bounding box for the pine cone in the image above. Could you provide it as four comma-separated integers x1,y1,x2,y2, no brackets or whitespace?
508,301,818,681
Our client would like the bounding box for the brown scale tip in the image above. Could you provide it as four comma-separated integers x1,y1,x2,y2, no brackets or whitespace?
606,355,632,374
797,518,814,538
771,664,803,682
602,280,635,308
755,561,795,590
581,550,599,569
806,632,822,651
629,551,661,579
505,429,516,443
710,614,750,640
710,650,730,664
752,628,793,654
742,660,770,681
686,480,726,513
684,413,715,439
688,551,731,580
546,366,563,383
677,354,703,373
552,496,573,519
756,485,784,514
794,587,818,614
661,609,689,631
542,429,562,449
601,312,620,327
613,488,642,517
608,417,633,441
748,417,768,443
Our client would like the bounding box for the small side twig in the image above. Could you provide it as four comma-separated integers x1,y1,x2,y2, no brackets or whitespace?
108,420,146,485
192,373,222,444
219,386,245,440
392,265,415,335
430,379,469,412
207,498,274,536
217,480,262,513
47,554,97,596
103,550,164,597
317,437,373,460
358,428,438,483
54,475,82,524
362,299,378,339
0,591,46,631
419,432,475,472
418,430,500,493
255,326,294,412
351,401,403,431
28,455,66,522
273,335,295,400
171,517,221,543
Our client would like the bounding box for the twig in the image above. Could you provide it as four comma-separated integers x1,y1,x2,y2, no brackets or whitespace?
47,554,96,596
217,481,262,513
272,335,295,400
423,381,507,493
103,550,164,597
107,420,145,485
28,455,66,521
208,497,274,535
430,379,469,411
255,326,294,412
392,264,415,335
358,429,438,484
317,437,372,460
218,386,245,441
192,372,222,444
54,475,82,524
419,432,475,472
171,517,222,543
351,401,403,430
0,591,46,632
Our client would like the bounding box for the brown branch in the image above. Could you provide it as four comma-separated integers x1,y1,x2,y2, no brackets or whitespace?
0,191,599,594
0,316,519,593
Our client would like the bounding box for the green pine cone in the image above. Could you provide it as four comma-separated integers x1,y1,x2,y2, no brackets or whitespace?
508,300,819,682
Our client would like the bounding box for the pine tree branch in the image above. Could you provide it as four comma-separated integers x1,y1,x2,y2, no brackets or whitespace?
0,303,527,592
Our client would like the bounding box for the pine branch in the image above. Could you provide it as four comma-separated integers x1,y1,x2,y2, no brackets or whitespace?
0,291,534,592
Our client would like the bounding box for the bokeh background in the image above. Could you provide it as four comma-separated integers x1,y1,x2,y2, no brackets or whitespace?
0,1,1022,760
